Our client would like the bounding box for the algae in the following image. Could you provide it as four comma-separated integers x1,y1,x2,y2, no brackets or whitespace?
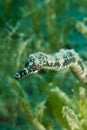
0,0,87,130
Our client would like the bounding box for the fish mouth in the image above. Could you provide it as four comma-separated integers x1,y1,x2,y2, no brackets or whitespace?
14,68,28,80
14,72,21,80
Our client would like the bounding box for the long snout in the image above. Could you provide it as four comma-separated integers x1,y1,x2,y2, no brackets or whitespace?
14,68,28,80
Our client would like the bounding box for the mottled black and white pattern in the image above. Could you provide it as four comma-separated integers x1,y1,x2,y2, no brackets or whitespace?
14,49,87,83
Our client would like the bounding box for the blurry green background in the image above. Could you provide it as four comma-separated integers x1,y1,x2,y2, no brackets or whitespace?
0,0,87,130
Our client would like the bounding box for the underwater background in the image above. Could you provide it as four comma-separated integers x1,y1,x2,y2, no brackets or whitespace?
0,0,87,130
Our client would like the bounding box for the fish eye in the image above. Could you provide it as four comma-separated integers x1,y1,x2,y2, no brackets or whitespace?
25,60,29,67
